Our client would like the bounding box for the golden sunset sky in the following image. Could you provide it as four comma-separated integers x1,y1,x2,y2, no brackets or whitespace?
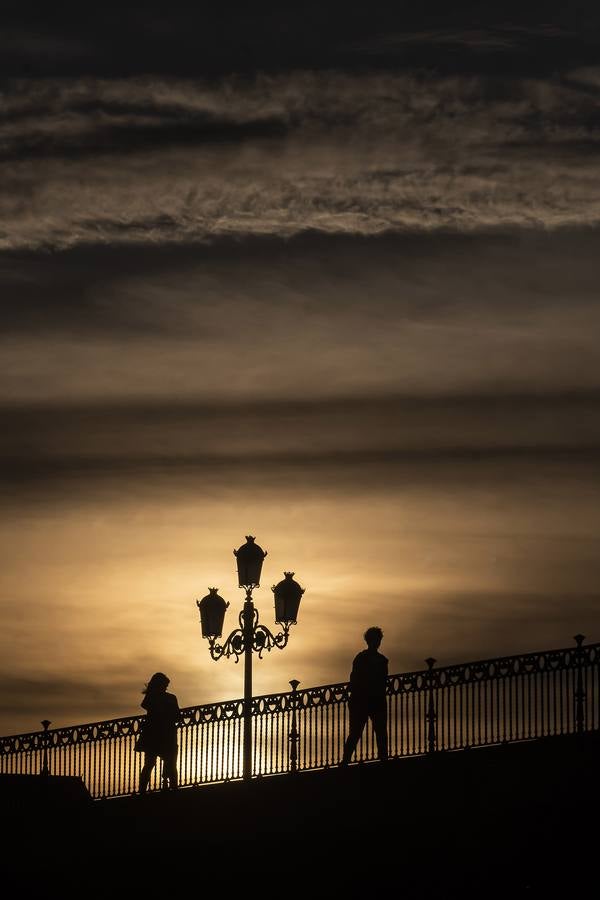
1,8,600,735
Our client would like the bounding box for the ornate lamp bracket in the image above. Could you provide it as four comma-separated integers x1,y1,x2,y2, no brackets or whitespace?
208,610,291,662
253,621,291,658
208,609,247,662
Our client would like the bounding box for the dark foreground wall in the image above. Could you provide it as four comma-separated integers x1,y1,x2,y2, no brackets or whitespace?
3,733,598,898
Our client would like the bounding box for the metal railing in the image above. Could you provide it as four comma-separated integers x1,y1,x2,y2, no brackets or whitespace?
1,636,597,798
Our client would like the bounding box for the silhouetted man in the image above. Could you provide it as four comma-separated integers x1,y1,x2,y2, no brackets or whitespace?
340,626,388,766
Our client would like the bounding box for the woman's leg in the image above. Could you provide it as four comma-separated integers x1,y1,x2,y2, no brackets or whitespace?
163,752,178,789
139,753,157,793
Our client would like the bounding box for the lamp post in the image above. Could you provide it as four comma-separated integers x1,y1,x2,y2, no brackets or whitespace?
196,536,305,781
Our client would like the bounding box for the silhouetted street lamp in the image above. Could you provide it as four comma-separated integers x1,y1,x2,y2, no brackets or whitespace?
197,536,305,781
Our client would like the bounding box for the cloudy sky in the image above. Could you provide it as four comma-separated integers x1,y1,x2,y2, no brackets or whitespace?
1,3,600,735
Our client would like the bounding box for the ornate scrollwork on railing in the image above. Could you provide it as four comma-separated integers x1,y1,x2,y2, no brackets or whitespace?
386,643,600,694
179,698,246,726
0,700,246,755
0,713,146,756
250,681,351,716
429,644,599,690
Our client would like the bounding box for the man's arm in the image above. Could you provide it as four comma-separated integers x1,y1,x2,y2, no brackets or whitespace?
381,655,389,693
349,653,362,687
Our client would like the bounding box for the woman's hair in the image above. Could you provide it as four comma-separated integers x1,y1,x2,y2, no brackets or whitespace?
142,672,170,694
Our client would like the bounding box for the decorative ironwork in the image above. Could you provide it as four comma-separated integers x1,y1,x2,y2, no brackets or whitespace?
425,658,437,754
574,633,586,734
207,600,291,663
288,680,300,774
388,642,600,693
1,637,598,799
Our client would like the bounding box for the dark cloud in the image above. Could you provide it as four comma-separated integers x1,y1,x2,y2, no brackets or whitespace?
347,24,595,73
3,389,600,460
2,227,600,335
0,115,287,164
2,69,600,250
0,26,96,71
2,229,599,418
2,6,599,77
2,450,600,504
1,391,599,508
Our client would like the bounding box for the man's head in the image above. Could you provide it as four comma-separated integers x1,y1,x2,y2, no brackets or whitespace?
364,626,383,649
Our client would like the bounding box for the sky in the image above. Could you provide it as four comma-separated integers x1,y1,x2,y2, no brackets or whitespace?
1,3,600,735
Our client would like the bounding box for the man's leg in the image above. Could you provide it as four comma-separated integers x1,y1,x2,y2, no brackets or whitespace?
341,705,368,766
371,705,388,761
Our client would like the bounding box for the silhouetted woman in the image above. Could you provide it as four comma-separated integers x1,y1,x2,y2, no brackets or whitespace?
135,672,180,793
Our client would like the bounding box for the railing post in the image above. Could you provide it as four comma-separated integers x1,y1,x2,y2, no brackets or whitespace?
425,658,437,754
288,679,300,773
40,719,51,776
574,634,586,736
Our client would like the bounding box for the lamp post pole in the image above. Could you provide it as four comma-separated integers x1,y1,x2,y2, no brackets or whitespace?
243,590,254,780
197,537,305,781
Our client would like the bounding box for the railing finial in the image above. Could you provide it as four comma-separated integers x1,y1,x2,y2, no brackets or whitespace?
40,719,51,777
